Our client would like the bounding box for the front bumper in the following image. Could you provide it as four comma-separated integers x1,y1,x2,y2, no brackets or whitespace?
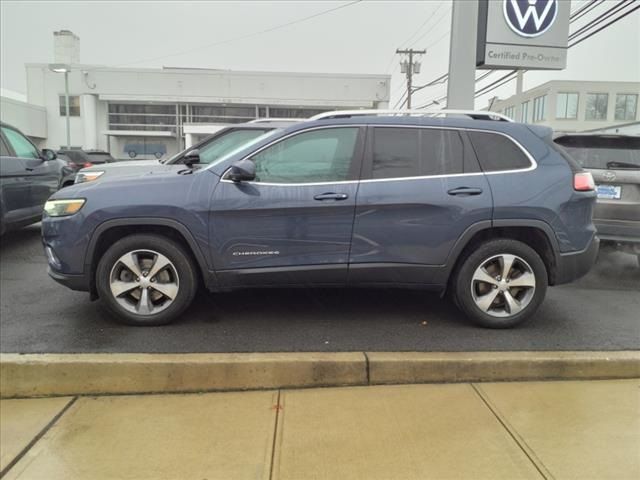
554,234,600,285
47,267,89,292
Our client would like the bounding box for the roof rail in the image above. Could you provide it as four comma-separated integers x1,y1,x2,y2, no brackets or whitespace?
247,118,305,123
309,109,514,122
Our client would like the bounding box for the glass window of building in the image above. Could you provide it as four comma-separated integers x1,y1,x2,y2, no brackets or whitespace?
521,101,530,123
59,95,81,116
585,93,609,120
191,104,255,124
615,94,638,121
556,93,579,119
532,95,546,122
504,106,515,119
108,103,177,131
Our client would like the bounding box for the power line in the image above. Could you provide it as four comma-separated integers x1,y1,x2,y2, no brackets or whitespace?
569,2,639,47
401,1,446,48
411,4,453,47
569,0,631,39
89,0,363,71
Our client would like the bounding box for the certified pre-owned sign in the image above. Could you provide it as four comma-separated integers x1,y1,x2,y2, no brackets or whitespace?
477,0,569,70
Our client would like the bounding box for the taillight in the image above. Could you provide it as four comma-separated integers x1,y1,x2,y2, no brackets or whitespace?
83,162,93,168
574,171,595,191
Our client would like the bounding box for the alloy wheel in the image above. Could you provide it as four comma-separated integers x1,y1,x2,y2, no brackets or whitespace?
109,249,179,316
470,254,536,318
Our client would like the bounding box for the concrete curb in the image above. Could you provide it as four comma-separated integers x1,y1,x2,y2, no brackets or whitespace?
1,351,638,398
0,353,366,398
367,351,640,384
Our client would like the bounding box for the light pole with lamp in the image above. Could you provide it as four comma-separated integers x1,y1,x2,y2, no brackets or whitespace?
48,64,71,149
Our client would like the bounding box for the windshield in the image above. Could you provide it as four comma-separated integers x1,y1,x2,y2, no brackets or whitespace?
205,129,281,168
557,137,640,170
165,129,272,165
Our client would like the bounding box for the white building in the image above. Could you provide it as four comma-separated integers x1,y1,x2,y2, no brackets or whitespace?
489,80,640,133
20,63,389,159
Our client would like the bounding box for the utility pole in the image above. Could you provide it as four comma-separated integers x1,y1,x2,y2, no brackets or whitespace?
396,48,425,109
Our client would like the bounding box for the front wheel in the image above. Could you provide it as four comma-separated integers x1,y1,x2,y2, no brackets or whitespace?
452,239,548,328
96,234,198,326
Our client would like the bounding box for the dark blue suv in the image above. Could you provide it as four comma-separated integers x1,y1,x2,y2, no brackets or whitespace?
42,111,599,328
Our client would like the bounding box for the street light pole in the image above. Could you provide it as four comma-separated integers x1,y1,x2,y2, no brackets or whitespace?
64,70,71,149
49,64,72,149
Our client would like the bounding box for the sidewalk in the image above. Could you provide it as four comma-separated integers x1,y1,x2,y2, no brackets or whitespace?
1,379,638,479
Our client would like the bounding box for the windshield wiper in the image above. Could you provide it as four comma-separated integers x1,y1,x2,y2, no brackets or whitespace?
606,161,640,170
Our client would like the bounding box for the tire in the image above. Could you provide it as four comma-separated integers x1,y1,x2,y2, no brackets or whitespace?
128,151,137,158
96,234,198,326
452,239,548,328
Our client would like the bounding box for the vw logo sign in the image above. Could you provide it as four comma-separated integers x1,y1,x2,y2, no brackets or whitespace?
602,171,616,182
503,0,558,38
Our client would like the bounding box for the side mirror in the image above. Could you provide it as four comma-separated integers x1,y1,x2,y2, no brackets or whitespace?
183,149,200,166
41,149,57,161
228,159,256,183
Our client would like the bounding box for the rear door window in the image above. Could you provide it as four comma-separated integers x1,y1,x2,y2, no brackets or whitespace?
554,136,640,170
467,131,532,172
371,127,464,179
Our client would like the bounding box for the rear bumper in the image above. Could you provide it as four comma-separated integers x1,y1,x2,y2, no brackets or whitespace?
554,234,600,285
47,267,89,292
594,219,640,245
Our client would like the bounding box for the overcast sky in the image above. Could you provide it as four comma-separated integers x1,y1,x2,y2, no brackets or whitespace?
1,0,638,108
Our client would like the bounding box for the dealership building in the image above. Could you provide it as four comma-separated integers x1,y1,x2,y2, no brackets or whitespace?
13,65,390,159
489,80,640,134
0,31,390,159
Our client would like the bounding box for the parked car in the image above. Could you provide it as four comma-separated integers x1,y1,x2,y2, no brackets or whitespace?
57,149,115,175
0,122,67,234
554,134,639,265
42,110,598,328
74,120,300,185
55,153,79,188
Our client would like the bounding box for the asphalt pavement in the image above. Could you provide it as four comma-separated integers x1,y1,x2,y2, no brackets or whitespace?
1,224,638,353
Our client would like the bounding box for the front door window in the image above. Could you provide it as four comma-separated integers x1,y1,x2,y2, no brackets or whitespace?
250,127,359,184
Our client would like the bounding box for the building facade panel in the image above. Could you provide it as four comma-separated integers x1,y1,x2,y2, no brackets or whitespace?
490,80,640,133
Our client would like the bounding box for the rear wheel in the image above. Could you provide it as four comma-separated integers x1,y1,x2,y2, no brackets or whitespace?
96,234,197,326
453,239,548,328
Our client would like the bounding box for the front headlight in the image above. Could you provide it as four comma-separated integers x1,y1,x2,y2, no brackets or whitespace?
44,199,86,217
75,171,105,184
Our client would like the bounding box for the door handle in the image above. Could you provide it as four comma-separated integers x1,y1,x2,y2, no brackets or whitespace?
25,167,34,172
447,187,483,196
314,192,349,201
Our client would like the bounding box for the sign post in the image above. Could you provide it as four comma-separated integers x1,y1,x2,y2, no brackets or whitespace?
446,0,479,109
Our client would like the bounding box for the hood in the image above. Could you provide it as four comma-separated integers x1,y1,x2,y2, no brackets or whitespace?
82,160,160,171
53,166,213,199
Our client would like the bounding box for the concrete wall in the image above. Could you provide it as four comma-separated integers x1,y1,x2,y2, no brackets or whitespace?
0,96,47,145
491,80,640,133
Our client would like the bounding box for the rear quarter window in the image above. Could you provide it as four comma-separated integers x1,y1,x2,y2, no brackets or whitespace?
467,131,531,172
